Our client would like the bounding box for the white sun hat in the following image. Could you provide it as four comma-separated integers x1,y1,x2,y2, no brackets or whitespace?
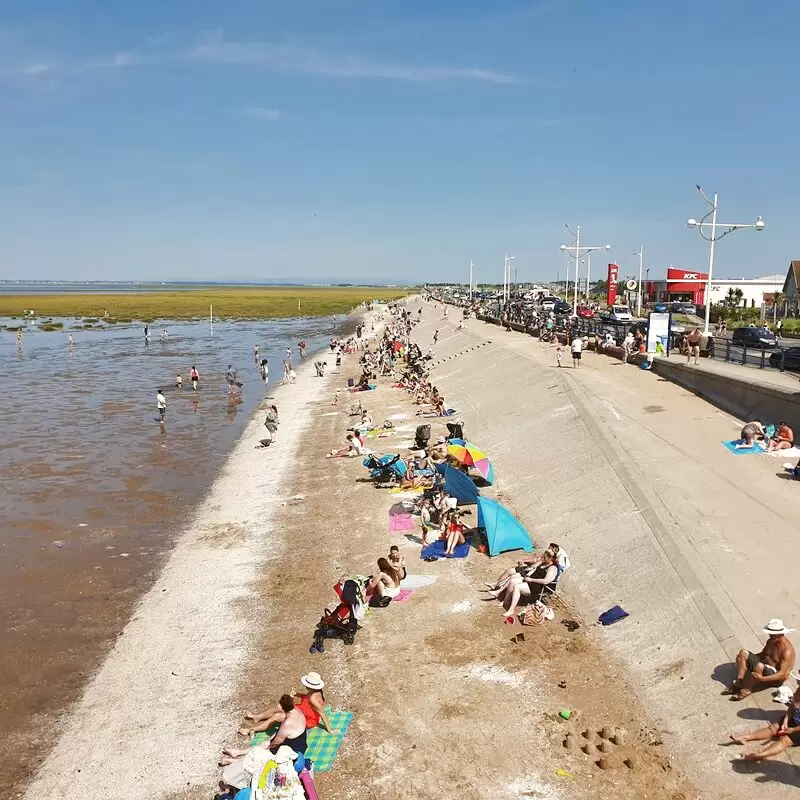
300,672,325,690
763,618,795,636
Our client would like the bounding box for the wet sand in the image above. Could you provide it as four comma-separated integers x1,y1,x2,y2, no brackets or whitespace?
0,316,354,787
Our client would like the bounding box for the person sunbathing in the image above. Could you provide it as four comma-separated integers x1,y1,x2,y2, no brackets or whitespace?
221,695,307,783
367,558,401,603
238,672,337,738
767,421,794,452
736,420,766,449
442,510,466,557
388,545,407,580
433,395,446,416
328,433,365,458
484,549,559,622
729,682,800,761
484,543,568,593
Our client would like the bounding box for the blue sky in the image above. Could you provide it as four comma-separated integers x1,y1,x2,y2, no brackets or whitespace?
0,0,796,284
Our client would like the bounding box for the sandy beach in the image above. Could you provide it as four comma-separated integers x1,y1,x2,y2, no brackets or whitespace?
23,297,800,799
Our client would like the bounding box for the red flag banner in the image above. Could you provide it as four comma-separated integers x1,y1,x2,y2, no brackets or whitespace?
607,264,619,306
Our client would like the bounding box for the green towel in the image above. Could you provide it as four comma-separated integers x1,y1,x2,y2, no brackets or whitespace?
251,707,354,773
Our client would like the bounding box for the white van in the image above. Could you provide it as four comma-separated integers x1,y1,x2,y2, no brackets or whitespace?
604,305,633,322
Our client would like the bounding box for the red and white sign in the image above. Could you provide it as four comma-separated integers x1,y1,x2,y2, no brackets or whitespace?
667,267,709,304
607,263,619,306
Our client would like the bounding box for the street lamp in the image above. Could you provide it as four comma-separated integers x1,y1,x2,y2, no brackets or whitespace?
503,253,515,304
560,226,611,315
633,247,644,317
687,185,765,334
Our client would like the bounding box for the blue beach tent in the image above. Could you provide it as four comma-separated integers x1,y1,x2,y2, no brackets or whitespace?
477,497,534,556
438,463,480,504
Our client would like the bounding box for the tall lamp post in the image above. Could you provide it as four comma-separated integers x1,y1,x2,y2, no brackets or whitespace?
503,253,515,304
559,226,611,316
633,246,644,317
687,185,765,334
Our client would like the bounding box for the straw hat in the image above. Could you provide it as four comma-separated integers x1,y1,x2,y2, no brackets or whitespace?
300,672,325,690
763,618,795,636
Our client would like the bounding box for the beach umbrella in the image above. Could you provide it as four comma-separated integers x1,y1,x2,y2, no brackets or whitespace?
439,463,479,504
476,497,533,556
446,440,495,484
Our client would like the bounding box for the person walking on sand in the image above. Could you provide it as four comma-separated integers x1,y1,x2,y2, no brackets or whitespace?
264,404,279,444
433,330,439,344
571,334,583,368
556,345,563,367
156,389,167,422
190,365,200,391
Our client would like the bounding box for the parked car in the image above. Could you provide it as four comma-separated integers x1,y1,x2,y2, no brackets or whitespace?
731,326,778,348
540,296,559,311
677,303,697,315
577,305,595,318
653,302,669,313
553,300,571,314
602,305,633,322
769,347,800,371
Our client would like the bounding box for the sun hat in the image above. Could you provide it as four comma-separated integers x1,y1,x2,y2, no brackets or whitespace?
300,672,325,690
763,618,795,636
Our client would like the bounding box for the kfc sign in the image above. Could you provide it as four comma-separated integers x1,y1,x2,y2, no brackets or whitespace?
667,268,708,282
607,264,619,306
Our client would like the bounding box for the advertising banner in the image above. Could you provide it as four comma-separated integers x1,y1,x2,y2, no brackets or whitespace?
607,263,619,306
646,312,671,355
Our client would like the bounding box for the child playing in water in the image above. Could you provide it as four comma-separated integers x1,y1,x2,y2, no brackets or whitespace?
388,545,407,580
175,374,183,389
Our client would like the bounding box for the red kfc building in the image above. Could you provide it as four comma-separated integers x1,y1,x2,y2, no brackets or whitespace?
646,267,709,305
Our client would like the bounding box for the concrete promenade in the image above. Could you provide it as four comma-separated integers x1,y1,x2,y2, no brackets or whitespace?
430,309,800,796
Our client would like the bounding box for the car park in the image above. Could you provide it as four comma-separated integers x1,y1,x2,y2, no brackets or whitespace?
731,326,778,348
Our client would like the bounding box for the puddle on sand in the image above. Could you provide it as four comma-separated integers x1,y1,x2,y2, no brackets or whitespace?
0,315,352,785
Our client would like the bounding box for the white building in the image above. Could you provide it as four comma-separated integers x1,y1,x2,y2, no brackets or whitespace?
706,274,785,309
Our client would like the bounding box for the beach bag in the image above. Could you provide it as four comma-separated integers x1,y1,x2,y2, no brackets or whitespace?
521,602,547,626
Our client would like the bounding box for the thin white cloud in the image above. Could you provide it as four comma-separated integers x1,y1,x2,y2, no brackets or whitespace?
20,63,50,76
189,35,521,85
243,107,280,122
11,31,522,87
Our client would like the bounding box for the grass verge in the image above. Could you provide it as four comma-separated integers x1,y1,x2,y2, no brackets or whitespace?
0,287,411,320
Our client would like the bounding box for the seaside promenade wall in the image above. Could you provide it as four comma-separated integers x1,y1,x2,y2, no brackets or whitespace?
649,358,800,430
477,311,800,431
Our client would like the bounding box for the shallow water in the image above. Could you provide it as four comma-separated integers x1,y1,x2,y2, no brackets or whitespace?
0,315,351,783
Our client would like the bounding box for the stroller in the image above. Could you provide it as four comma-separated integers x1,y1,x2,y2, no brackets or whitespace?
310,577,367,653
414,424,431,451
446,422,464,441
363,453,407,486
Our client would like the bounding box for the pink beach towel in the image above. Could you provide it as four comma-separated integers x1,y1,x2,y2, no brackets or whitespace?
394,588,414,602
388,513,416,532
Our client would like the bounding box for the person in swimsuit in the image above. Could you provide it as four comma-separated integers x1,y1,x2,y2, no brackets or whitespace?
388,545,407,580
730,679,800,760
767,421,794,452
367,558,401,602
442,510,465,557
220,695,307,789
190,366,200,391
483,549,558,623
239,672,338,737
736,419,765,449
